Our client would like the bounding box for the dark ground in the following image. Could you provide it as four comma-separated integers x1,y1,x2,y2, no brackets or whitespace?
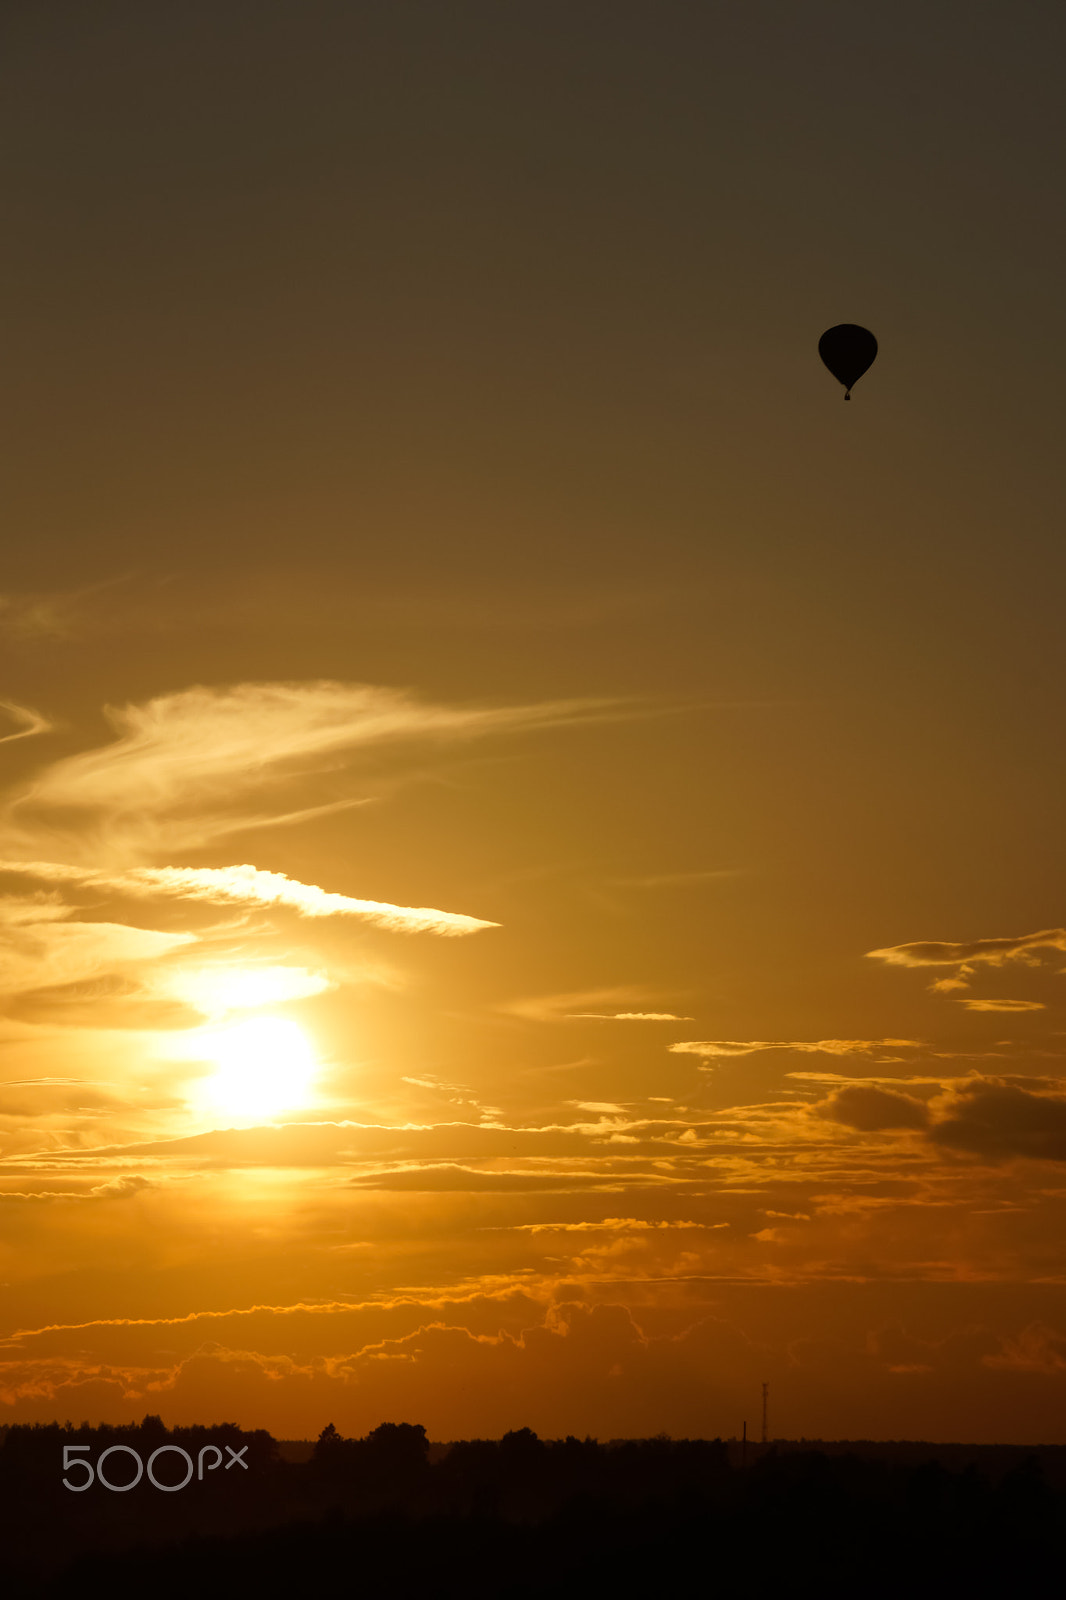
3,1417,1062,1598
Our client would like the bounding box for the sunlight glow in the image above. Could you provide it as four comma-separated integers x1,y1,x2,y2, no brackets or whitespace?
168,963,330,1016
196,1015,319,1120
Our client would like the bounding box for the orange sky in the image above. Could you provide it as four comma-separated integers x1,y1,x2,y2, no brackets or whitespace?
2,1,1066,1444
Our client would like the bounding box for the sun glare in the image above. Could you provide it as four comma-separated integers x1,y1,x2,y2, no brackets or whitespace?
196,1015,319,1120
169,964,330,1015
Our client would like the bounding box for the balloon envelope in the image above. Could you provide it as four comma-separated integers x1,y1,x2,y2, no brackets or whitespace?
818,324,877,396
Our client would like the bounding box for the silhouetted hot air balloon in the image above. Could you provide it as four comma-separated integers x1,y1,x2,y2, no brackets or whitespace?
818,324,877,399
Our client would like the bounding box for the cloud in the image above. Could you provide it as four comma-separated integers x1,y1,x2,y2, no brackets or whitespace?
399,1074,486,1113
0,974,200,1032
0,894,195,996
504,988,653,1022
1,860,496,938
510,1218,712,1233
786,1071,945,1087
0,700,51,747
2,680,611,860
956,999,1045,1013
0,577,132,641
0,679,554,1031
347,1164,619,1192
0,592,77,640
0,1174,155,1202
983,1322,1066,1374
867,929,1066,970
568,1011,695,1022
669,1039,918,1060
815,1085,930,1132
0,1299,754,1439
88,1174,155,1198
928,1080,1066,1163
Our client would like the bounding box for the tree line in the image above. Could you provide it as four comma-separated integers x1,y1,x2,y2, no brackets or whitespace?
3,1415,1062,1597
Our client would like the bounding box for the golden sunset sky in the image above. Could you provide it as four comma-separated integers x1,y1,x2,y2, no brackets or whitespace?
2,1,1066,1444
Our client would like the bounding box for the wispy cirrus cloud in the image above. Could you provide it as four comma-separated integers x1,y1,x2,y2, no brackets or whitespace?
0,680,613,998
670,1039,919,1061
568,1011,695,1022
867,930,1066,968
0,1175,154,1202
0,592,79,641
0,700,51,747
867,928,1066,994
0,577,133,642
0,894,195,996
0,861,497,938
502,988,687,1022
956,998,1046,1013
508,1218,718,1232
1,680,613,861
787,1070,945,1087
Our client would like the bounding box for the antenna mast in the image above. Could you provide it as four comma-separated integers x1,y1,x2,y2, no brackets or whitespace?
761,1381,769,1445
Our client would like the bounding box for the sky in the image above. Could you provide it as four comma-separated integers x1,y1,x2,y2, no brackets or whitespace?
2,0,1066,1445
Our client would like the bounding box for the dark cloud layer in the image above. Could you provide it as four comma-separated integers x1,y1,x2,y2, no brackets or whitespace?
817,1085,930,1132
930,1082,1066,1164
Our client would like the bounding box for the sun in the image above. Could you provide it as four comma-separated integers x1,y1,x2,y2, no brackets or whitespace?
196,1015,319,1120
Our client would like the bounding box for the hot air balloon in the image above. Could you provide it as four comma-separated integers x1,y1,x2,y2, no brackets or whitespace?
818,324,877,399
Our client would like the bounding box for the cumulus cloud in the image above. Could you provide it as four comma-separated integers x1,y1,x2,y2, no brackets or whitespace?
815,1085,930,1132
0,860,496,938
928,1080,1066,1164
88,1174,155,1198
670,1039,918,1060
